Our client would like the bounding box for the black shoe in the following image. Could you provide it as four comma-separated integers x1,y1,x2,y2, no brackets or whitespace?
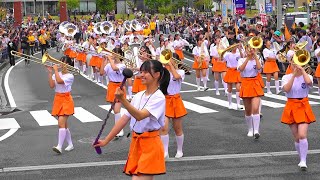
204,87,209,91
254,133,260,139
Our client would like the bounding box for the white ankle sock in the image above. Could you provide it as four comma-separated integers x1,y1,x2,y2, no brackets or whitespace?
236,92,241,106
299,138,308,163
128,86,133,98
275,80,280,92
295,141,300,158
175,134,184,153
57,128,67,149
196,78,200,87
227,92,232,106
206,68,209,79
161,134,169,155
252,114,260,134
65,128,73,147
266,81,271,92
214,80,219,92
202,77,208,88
245,115,253,132
222,81,227,93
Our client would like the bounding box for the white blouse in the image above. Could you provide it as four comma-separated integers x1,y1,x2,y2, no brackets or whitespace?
103,63,126,82
237,58,261,77
282,74,313,98
167,70,185,95
52,72,74,93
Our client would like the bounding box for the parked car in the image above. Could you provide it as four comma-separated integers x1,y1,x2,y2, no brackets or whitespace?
287,2,294,8
282,12,308,26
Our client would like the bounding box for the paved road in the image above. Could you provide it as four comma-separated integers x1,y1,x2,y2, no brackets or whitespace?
1,46,320,179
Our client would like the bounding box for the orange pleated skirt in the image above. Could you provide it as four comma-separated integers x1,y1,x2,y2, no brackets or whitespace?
89,56,102,68
263,58,279,74
123,131,166,176
315,64,320,78
281,98,316,125
175,49,184,60
132,77,146,93
76,52,87,63
106,82,126,103
212,57,227,72
69,50,77,58
239,76,264,98
223,68,241,83
285,64,293,75
64,48,71,56
165,94,187,118
51,92,74,116
192,58,208,70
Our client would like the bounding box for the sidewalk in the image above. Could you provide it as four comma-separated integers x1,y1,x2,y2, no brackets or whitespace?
0,59,16,115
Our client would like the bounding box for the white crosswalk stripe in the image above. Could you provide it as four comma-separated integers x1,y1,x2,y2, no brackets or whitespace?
263,93,320,105
182,100,218,113
0,118,20,130
30,110,58,126
73,107,102,123
195,96,240,109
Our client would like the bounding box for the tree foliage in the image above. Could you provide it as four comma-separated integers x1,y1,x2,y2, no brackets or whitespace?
194,0,214,11
144,0,171,12
59,0,80,10
96,0,116,13
246,0,256,12
172,0,187,11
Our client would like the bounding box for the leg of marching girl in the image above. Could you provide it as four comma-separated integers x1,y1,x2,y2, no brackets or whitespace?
53,116,69,154
160,117,170,159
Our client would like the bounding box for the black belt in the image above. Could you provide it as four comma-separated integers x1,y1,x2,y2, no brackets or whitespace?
242,76,257,78
288,98,304,100
110,81,121,83
134,130,158,135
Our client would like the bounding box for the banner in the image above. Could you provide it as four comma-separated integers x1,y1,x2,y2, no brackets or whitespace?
259,0,266,14
222,0,227,23
235,0,246,15
284,15,295,41
265,3,272,14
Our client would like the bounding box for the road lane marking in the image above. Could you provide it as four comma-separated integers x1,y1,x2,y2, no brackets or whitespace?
29,110,58,126
182,100,218,113
99,105,125,115
0,118,21,142
307,94,320,100
2,149,320,172
73,107,102,123
263,93,320,105
195,96,240,109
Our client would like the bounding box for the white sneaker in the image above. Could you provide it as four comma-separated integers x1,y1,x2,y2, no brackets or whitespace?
276,90,281,94
207,78,210,82
65,145,74,152
164,152,169,160
52,146,62,154
228,104,232,109
175,151,183,158
116,129,124,137
247,130,253,137
237,105,244,110
224,91,228,96
267,91,272,95
197,87,201,91
298,161,307,171
216,91,220,95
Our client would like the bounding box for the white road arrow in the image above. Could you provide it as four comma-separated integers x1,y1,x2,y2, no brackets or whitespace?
0,118,20,141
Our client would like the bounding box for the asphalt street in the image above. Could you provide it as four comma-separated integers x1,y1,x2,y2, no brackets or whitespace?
1,44,320,179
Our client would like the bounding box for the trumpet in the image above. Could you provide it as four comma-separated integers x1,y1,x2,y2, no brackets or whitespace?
10,50,80,75
159,49,191,72
97,46,137,69
292,49,313,75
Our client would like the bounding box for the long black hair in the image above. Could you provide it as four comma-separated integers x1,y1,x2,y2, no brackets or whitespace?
140,60,170,95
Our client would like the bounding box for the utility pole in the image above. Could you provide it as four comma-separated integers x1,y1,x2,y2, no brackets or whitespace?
276,0,282,30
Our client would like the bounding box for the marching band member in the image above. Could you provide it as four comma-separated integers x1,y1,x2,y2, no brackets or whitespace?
75,39,87,73
192,37,209,91
210,37,228,95
63,36,73,60
27,30,35,57
156,40,166,61
88,38,103,82
262,39,280,94
47,57,75,154
237,46,264,139
223,44,244,109
122,42,134,100
173,34,185,61
94,60,170,179
281,63,315,170
314,38,320,95
160,57,187,159
100,48,126,137
284,41,295,74
39,29,48,56
107,38,116,51
132,46,150,93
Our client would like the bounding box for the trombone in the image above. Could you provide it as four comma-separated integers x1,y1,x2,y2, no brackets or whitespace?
10,50,80,75
159,49,191,72
96,46,137,69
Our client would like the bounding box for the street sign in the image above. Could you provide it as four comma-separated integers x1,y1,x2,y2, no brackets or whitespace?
266,3,273,13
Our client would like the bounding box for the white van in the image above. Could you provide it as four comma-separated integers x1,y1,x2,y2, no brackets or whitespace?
282,12,308,26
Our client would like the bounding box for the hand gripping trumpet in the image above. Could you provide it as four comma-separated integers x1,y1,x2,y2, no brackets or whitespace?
10,50,80,74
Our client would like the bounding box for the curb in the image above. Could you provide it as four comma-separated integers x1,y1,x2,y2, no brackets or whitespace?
0,61,9,72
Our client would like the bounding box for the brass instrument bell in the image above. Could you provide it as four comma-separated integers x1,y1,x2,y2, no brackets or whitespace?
293,49,310,66
248,37,263,49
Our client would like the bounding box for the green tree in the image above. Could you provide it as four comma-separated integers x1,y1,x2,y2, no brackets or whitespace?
58,0,80,10
96,0,116,13
246,0,256,12
144,0,170,13
194,0,214,12
172,0,187,12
